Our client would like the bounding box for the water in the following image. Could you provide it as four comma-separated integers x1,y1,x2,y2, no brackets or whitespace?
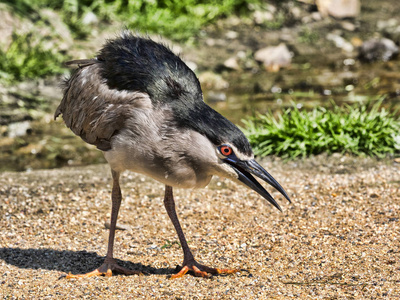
206,56,400,124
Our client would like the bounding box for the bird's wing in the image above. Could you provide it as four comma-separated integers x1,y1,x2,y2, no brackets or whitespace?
55,63,152,151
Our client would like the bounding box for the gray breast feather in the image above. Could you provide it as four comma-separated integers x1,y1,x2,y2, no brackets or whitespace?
55,63,153,151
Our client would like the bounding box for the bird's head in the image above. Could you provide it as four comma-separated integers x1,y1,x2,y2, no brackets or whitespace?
208,140,290,212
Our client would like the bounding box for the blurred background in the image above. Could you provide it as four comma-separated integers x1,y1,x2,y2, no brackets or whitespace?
0,0,399,172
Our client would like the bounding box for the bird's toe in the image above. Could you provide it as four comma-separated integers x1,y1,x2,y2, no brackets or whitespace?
65,261,142,279
169,260,239,279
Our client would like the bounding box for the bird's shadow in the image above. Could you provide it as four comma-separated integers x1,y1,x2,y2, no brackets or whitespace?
0,247,176,277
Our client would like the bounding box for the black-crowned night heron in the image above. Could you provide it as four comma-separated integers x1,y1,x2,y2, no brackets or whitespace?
55,31,291,279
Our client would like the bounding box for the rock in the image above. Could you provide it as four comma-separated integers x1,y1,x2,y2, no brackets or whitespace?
358,38,399,62
205,38,216,47
7,121,32,138
253,10,274,25
224,15,242,27
198,72,229,90
184,60,198,72
316,0,360,18
223,56,240,70
327,33,354,53
82,11,98,25
341,21,356,31
254,43,292,72
389,27,400,45
311,11,323,21
376,19,400,45
104,221,132,231
290,6,302,20
376,18,398,31
225,30,238,40
205,91,227,103
351,37,363,47
205,38,226,47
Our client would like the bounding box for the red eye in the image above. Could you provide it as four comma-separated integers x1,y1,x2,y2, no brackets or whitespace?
220,145,232,156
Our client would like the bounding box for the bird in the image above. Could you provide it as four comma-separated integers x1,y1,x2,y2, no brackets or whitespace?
55,31,291,279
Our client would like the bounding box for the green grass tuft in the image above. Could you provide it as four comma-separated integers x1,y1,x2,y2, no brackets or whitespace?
5,0,265,41
242,101,400,159
0,32,66,82
80,0,265,40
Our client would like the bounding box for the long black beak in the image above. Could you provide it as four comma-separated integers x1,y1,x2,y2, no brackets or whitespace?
224,158,291,211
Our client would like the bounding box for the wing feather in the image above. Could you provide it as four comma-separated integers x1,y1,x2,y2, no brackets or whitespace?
55,63,152,151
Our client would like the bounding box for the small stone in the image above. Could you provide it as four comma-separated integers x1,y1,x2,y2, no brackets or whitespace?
225,31,238,40
198,72,229,90
327,33,354,53
253,10,274,25
223,57,240,70
341,21,356,32
206,91,226,103
184,60,197,72
7,121,32,138
316,0,360,18
82,11,98,25
377,18,398,31
104,221,132,231
358,38,399,62
254,43,292,72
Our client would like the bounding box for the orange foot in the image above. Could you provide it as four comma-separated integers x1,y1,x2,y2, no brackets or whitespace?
66,259,142,279
170,260,239,279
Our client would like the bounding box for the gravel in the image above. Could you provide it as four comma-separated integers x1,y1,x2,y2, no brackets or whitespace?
0,155,399,299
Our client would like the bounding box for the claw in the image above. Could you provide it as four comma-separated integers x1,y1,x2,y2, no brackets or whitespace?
170,265,191,279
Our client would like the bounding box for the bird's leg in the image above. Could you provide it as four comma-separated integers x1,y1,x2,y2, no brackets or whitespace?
163,185,238,279
66,170,141,278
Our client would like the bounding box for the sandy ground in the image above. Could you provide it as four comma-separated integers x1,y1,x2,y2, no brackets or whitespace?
0,156,399,299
